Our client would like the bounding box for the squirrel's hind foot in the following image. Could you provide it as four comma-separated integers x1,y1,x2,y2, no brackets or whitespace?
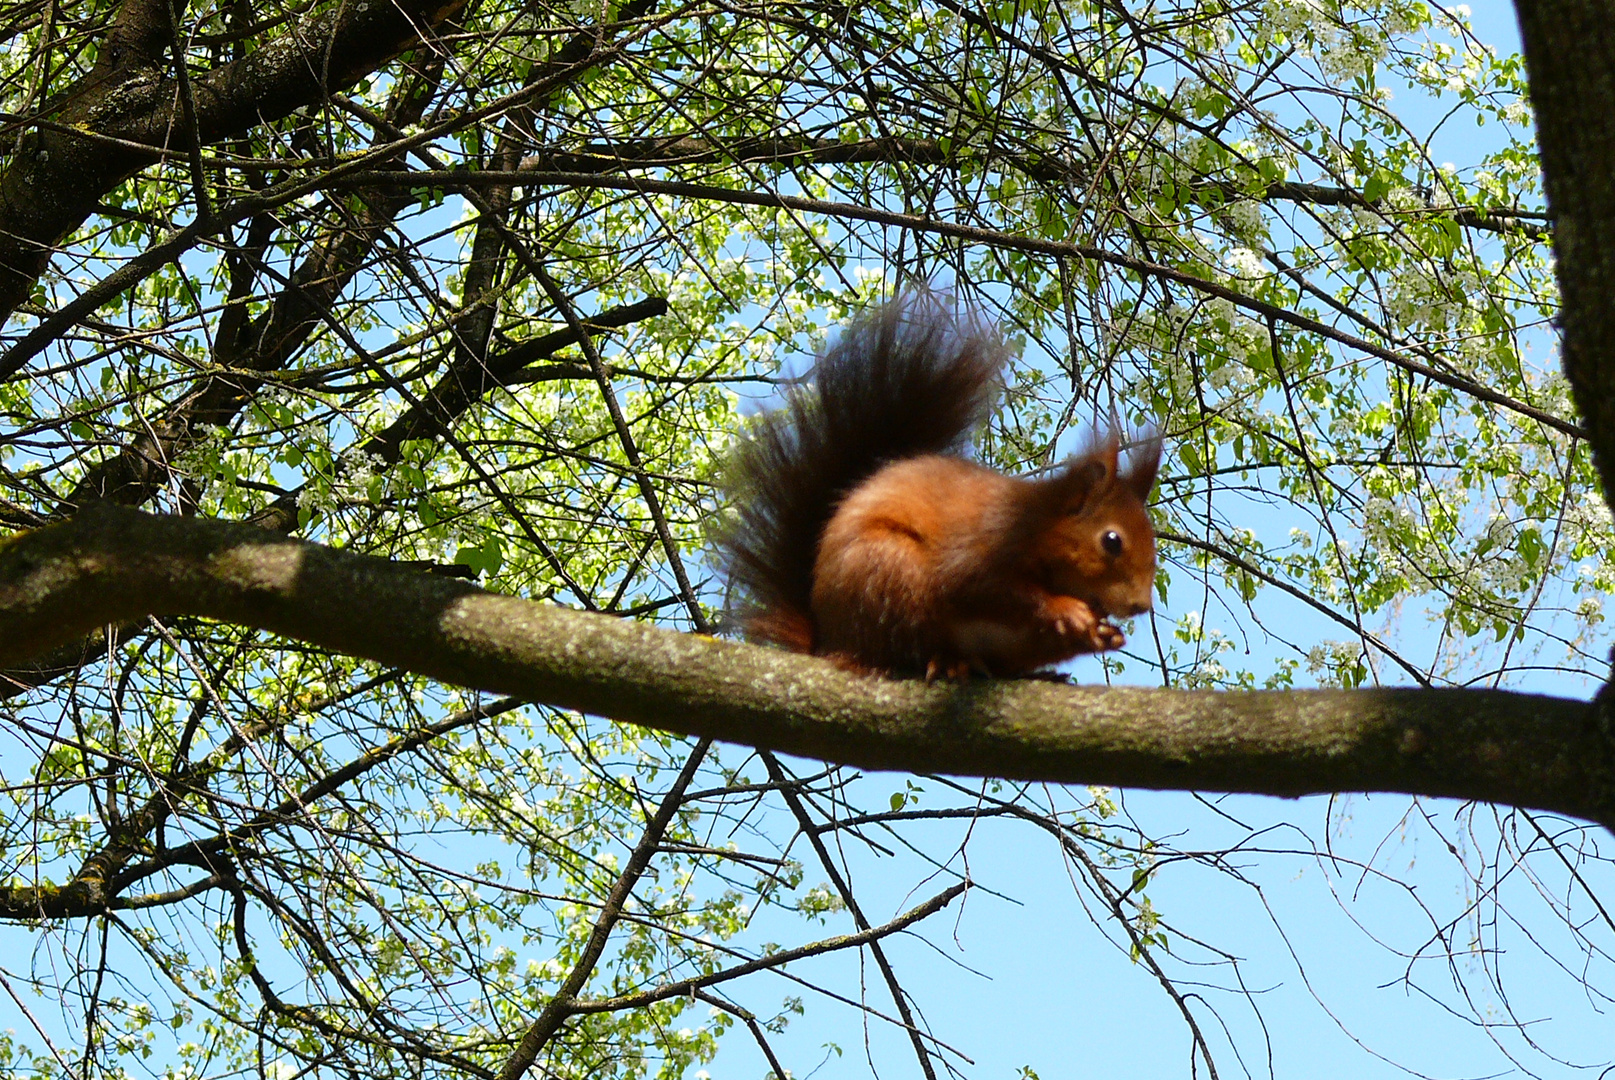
925,657,978,682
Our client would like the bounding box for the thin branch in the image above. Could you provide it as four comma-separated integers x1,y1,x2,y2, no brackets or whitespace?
342,168,1583,440
521,134,1549,238
766,751,943,1079
496,738,712,1080
0,12,659,376
1160,531,1429,685
568,881,967,1013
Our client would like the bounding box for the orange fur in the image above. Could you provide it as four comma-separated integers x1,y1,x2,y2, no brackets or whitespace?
812,439,1158,676
714,295,1161,678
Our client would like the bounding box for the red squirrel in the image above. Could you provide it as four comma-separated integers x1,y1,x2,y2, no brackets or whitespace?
716,294,1160,678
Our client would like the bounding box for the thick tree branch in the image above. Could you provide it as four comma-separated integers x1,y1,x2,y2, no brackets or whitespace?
1516,2,1615,490
1513,0,1615,757
1,504,1607,827
0,294,665,696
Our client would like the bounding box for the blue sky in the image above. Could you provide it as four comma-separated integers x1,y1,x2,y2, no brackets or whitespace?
699,5,1614,1078
0,3,1608,1079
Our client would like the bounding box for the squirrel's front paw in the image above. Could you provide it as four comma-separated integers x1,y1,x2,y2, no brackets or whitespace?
1089,621,1125,652
1042,594,1098,636
1042,596,1123,653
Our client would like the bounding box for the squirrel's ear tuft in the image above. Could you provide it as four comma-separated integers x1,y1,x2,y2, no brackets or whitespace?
1093,430,1120,478
1046,433,1118,512
1125,432,1162,499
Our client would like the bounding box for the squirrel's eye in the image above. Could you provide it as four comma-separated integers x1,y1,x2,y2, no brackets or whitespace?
1102,530,1124,556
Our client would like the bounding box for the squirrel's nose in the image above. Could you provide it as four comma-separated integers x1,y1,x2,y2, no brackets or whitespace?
1106,584,1153,618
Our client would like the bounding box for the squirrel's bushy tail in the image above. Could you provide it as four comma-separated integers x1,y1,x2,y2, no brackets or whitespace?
715,293,1009,650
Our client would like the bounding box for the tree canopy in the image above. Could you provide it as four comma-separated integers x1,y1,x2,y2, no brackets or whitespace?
0,0,1612,1077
